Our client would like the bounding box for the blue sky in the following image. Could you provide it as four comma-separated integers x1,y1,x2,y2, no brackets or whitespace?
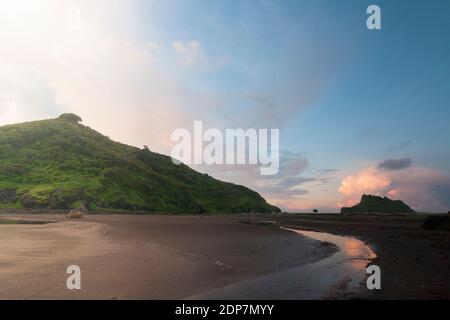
134,0,450,168
0,0,449,211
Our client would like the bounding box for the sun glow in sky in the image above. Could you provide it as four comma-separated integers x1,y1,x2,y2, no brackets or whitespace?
1,0,449,212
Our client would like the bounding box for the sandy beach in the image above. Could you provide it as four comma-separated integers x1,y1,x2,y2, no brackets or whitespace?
0,214,335,300
1,213,448,300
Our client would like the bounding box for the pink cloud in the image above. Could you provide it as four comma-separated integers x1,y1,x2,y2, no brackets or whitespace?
338,166,391,196
339,165,450,213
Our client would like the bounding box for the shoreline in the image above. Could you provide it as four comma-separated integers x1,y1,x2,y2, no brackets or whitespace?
274,214,450,299
1,213,448,299
191,226,375,300
0,214,337,299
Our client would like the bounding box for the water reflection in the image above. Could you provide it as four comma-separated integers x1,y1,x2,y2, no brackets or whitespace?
283,228,377,291
192,227,377,300
288,229,376,257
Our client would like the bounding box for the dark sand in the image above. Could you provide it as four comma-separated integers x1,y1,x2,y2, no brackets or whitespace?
275,214,450,300
0,214,335,299
191,227,376,300
1,213,447,299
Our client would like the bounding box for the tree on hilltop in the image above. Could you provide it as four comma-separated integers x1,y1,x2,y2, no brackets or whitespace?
59,113,82,123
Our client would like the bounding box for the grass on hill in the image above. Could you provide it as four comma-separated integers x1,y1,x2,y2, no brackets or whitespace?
0,114,280,214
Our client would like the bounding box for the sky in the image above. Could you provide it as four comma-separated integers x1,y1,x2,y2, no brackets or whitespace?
0,0,449,212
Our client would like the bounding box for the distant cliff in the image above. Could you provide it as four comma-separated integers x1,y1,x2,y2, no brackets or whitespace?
341,194,415,214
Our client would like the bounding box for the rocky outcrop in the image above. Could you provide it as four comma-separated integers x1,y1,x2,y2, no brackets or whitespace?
0,189,16,203
19,193,43,208
66,209,83,219
341,194,415,214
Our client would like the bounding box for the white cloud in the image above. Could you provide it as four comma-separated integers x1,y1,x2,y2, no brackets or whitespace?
0,63,61,125
146,41,165,52
172,40,205,67
0,1,221,154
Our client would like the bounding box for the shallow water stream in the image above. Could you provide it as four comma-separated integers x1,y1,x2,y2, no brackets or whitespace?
192,227,376,299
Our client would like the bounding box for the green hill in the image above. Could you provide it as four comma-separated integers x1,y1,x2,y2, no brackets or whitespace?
0,114,280,214
341,194,415,214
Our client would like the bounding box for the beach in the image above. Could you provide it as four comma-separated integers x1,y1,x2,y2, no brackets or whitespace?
0,214,335,299
0,213,448,300
276,214,450,299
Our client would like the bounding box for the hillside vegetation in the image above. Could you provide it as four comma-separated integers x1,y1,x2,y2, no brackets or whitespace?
0,114,280,214
341,194,415,214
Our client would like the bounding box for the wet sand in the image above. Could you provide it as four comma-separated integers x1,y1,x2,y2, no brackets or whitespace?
3,213,443,299
0,214,336,300
276,214,450,300
191,228,376,299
